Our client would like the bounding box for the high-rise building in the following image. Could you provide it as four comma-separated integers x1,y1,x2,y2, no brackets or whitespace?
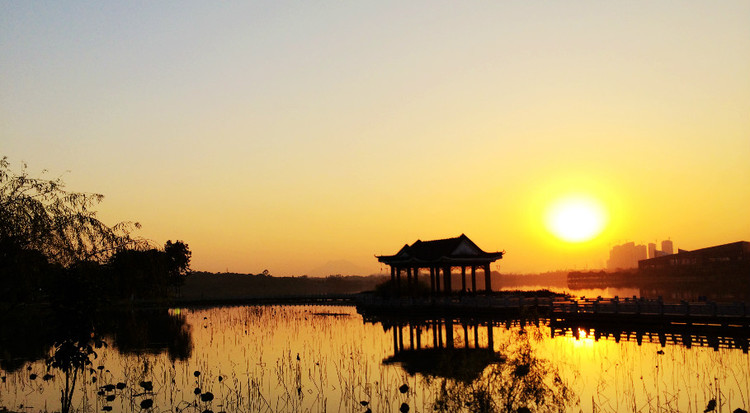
607,242,648,270
607,239,676,271
661,240,674,255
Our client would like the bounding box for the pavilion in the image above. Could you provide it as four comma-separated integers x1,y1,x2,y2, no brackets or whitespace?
376,234,504,295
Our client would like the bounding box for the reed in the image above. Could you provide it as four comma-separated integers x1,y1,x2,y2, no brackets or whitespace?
2,305,749,412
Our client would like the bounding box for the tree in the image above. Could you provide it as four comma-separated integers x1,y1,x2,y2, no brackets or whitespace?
0,156,146,267
0,238,58,305
108,248,170,300
165,240,191,281
105,241,191,300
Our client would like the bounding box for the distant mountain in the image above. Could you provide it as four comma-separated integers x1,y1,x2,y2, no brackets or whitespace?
307,259,373,277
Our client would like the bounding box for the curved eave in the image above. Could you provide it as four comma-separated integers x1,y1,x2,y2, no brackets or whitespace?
377,252,503,266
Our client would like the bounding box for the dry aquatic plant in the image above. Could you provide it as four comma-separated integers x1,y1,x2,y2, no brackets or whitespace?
3,305,750,413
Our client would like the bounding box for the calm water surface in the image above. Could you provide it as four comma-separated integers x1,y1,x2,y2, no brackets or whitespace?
2,305,749,412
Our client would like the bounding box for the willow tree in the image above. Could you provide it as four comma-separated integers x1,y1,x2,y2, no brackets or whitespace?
0,156,146,266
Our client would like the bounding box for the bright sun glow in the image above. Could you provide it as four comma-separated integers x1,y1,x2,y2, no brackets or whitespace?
546,195,607,243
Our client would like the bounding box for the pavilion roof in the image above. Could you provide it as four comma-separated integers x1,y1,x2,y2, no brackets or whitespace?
377,234,503,266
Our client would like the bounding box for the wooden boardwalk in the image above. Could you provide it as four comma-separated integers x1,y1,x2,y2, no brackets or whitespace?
355,295,750,352
550,298,750,352
357,295,750,325
355,294,555,320
552,297,750,326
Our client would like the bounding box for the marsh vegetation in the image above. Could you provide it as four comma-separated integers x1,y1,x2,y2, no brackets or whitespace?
2,305,749,412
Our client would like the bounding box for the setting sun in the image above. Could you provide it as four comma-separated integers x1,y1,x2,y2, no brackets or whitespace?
545,195,608,243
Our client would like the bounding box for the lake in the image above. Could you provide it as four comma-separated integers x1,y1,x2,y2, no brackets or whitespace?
2,303,749,413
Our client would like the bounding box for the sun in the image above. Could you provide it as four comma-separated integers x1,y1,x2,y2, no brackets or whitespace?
545,195,607,243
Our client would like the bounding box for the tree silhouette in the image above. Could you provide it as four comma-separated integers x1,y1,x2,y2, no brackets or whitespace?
0,156,146,267
1,157,195,413
165,239,191,285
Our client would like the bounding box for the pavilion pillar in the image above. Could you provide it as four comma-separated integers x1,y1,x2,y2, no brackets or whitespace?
434,267,440,293
443,267,452,294
461,266,466,293
430,267,435,294
391,265,397,293
462,323,469,349
406,267,413,296
446,319,454,349
471,266,477,293
432,320,438,348
398,324,404,351
484,263,492,293
396,267,402,296
437,320,443,348
413,267,419,292
487,321,494,350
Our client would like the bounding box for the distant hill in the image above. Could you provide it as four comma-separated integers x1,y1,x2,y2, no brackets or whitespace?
306,260,372,277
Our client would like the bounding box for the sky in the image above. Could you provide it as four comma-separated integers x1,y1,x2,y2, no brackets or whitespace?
2,1,749,276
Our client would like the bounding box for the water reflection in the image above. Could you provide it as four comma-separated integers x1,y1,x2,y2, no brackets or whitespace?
109,309,192,360
383,320,501,382
366,313,578,412
2,305,749,412
0,308,192,373
429,328,576,413
566,275,750,303
551,317,750,352
0,306,191,413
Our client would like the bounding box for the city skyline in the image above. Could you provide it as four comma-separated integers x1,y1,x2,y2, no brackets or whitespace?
3,2,749,276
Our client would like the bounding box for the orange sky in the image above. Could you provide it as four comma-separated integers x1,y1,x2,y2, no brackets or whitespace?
2,2,749,275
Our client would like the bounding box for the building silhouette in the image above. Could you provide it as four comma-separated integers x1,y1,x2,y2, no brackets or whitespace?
639,241,750,275
607,242,648,270
661,240,674,255
609,239,676,270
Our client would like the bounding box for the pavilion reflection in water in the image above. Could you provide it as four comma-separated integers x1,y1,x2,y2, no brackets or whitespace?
363,313,545,381
383,318,502,381
362,310,750,382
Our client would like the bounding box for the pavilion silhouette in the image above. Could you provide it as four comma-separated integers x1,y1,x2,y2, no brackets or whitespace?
377,234,503,296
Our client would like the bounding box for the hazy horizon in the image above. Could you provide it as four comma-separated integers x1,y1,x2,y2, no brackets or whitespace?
3,1,749,276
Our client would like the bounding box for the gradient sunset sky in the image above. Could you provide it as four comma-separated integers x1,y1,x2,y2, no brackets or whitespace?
3,2,749,276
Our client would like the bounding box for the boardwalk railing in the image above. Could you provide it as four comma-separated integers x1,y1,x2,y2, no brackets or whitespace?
357,294,555,309
552,298,750,319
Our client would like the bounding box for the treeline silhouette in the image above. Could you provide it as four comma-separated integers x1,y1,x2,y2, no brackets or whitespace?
178,270,573,302
180,271,389,301
2,238,191,308
0,157,191,309
1,157,193,413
